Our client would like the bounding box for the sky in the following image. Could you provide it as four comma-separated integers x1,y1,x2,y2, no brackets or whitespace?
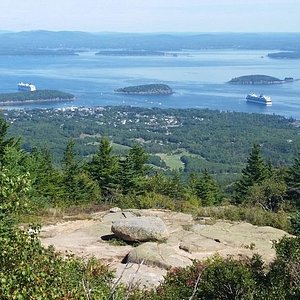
0,0,300,33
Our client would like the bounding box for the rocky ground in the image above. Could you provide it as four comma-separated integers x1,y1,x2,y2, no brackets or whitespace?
40,209,291,289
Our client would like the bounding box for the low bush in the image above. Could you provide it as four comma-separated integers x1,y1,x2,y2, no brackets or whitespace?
195,205,291,232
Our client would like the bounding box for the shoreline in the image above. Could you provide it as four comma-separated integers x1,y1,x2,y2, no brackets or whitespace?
0,97,75,106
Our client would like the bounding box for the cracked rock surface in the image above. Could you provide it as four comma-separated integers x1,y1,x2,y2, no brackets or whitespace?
40,208,291,288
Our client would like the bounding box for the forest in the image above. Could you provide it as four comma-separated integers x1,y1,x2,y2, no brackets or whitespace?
4,106,300,180
1,107,300,298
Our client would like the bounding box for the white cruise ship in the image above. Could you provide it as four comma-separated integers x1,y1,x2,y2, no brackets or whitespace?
18,82,37,92
246,93,272,105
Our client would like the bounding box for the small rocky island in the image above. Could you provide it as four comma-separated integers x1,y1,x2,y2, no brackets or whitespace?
228,75,296,85
0,90,75,105
115,84,173,95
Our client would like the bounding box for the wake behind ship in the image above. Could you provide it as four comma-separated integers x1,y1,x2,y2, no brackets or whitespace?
246,93,272,105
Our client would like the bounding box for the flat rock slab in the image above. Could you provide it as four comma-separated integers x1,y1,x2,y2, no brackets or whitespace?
112,216,169,242
127,242,192,270
39,209,292,288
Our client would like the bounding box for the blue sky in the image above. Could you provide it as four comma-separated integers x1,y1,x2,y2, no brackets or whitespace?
1,0,299,32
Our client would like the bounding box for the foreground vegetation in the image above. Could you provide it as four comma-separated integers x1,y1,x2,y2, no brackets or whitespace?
1,112,300,298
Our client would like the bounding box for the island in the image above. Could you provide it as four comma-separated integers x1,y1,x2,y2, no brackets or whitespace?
95,50,178,57
268,51,300,59
228,75,297,85
114,84,173,95
0,90,75,105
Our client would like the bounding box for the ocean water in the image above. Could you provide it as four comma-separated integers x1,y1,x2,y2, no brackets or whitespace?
0,49,300,119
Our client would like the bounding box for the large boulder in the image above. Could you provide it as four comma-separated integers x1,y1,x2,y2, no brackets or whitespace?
111,216,169,242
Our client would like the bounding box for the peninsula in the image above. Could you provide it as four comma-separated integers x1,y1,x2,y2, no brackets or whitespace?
115,84,173,95
0,90,75,105
228,75,296,85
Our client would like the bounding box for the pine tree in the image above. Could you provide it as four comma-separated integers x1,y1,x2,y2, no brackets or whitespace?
27,148,63,200
235,144,268,203
87,137,118,196
0,118,17,165
62,139,99,204
118,144,149,194
195,169,221,206
286,151,300,203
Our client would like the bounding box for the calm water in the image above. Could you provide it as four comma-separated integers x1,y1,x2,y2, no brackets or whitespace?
0,49,300,118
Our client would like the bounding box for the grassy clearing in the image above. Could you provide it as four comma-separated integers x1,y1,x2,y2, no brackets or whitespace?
156,149,204,170
156,152,185,170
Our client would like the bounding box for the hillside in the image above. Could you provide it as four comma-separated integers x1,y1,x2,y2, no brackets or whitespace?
4,106,300,176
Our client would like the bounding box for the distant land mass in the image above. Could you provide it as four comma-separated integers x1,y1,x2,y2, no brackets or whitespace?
115,84,173,95
0,49,78,56
95,50,178,57
0,90,75,105
228,75,297,85
1,31,300,51
268,51,300,59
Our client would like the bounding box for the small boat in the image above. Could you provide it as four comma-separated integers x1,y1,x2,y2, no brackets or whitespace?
246,93,272,105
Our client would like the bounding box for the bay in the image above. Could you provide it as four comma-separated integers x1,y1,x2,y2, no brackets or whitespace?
0,49,300,119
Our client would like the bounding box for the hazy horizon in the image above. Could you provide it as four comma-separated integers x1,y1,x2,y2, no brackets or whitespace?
0,0,299,33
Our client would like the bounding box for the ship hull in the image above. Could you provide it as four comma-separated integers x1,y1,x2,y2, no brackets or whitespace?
246,99,272,105
246,94,272,105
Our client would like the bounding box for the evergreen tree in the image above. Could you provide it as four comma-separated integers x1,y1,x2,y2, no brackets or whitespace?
62,139,99,204
195,169,222,206
235,144,268,203
286,151,300,204
87,137,118,196
26,148,63,201
118,144,149,194
0,118,15,164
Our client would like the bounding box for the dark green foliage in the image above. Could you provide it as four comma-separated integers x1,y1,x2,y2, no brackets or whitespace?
115,84,172,95
6,107,300,174
266,236,300,299
228,74,282,84
26,147,63,202
0,117,16,163
198,258,256,300
62,139,100,204
290,212,300,235
0,89,74,103
88,137,119,196
235,144,268,203
0,222,114,299
286,152,300,205
118,144,149,194
194,169,222,206
245,174,287,212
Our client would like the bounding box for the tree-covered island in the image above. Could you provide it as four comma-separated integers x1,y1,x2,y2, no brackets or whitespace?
268,51,300,59
115,84,173,95
228,74,296,85
95,50,178,56
0,90,75,105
